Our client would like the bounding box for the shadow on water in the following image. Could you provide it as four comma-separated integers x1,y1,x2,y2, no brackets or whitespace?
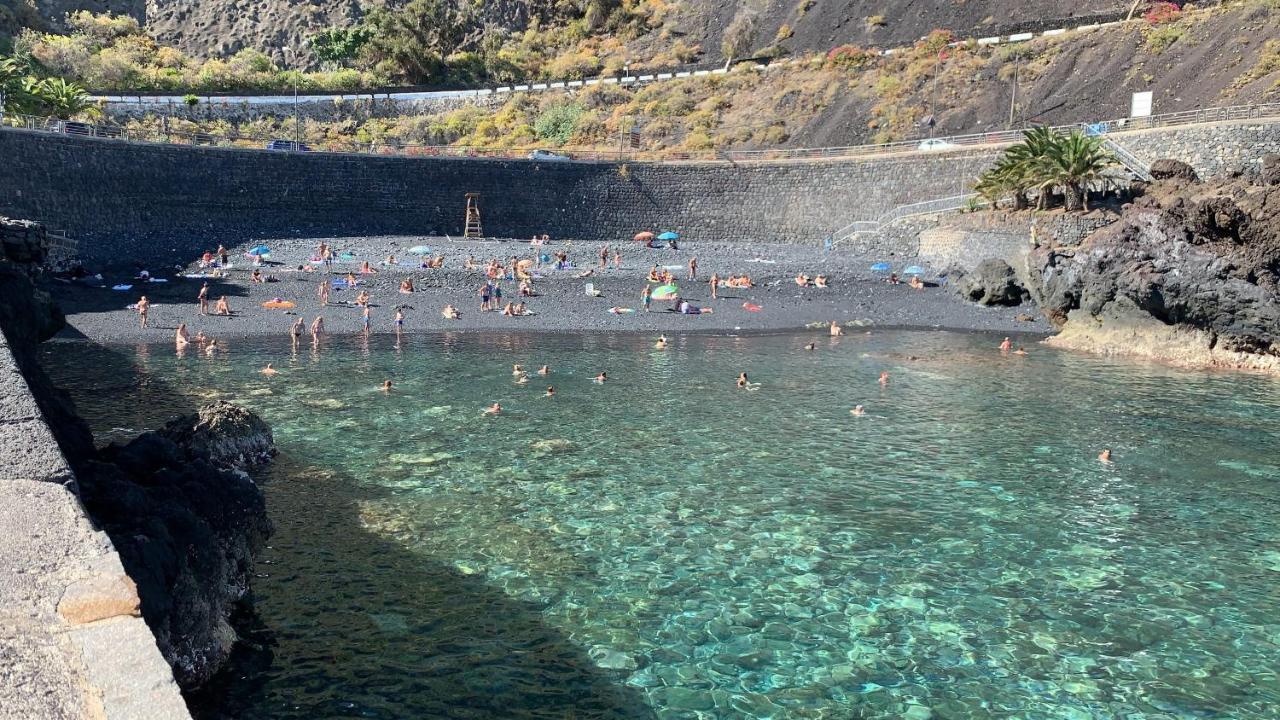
44,341,656,720
191,451,658,720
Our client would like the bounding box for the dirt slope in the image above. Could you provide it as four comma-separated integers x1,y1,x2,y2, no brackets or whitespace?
27,0,1132,63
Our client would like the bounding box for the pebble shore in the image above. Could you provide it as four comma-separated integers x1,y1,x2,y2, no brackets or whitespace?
47,236,1050,343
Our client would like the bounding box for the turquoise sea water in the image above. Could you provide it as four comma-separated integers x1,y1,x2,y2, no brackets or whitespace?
43,331,1280,719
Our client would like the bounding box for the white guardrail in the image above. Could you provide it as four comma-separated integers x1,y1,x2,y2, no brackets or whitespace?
92,16,1142,107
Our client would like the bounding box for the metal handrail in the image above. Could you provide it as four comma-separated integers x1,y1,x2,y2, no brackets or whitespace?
5,101,1280,165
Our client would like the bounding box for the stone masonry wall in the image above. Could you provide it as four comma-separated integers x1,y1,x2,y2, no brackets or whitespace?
103,92,503,125
1115,120,1280,178
0,127,993,266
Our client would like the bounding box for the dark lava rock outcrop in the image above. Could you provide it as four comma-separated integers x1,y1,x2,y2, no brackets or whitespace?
76,405,274,689
954,258,1028,306
1023,170,1280,370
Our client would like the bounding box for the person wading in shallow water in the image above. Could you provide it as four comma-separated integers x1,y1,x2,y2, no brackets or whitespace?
197,282,209,315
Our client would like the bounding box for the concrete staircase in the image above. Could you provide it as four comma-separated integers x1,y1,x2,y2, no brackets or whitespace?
827,193,985,250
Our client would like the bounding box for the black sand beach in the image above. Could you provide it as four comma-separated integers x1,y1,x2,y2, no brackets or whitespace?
47,236,1049,343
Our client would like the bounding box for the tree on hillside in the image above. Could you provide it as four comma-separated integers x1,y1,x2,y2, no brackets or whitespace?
360,0,478,84
721,5,761,68
311,26,373,68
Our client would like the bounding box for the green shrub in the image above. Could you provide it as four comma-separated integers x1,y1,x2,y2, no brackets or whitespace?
533,102,583,144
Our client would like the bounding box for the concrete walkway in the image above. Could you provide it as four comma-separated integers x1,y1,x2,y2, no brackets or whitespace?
0,332,189,720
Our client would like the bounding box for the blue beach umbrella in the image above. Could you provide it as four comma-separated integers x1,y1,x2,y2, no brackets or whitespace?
870,262,891,272
904,265,926,275
657,231,680,241
407,245,432,255
247,245,271,256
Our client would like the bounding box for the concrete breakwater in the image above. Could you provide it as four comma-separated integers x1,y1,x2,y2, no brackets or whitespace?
0,326,190,718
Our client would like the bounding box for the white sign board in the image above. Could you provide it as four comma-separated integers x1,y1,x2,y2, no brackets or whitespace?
1130,91,1153,118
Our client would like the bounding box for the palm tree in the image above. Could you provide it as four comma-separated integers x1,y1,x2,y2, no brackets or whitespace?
1036,130,1113,211
36,77,100,120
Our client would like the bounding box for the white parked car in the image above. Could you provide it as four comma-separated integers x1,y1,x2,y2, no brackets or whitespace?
528,149,572,161
917,138,956,151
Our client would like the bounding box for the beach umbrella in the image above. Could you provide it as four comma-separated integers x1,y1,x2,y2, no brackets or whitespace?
651,284,679,301
657,231,680,241
870,262,891,272
903,265,926,275
408,245,432,255
247,245,271,256
634,231,655,242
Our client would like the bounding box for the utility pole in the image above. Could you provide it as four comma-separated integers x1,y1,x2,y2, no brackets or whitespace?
928,49,942,138
1008,61,1018,128
283,47,300,148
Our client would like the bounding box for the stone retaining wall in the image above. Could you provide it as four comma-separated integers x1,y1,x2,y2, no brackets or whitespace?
0,332,190,720
103,92,503,125
0,127,992,266
1116,120,1280,178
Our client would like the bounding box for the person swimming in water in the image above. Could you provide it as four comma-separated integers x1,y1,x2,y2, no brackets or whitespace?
1098,448,1113,463
382,380,392,392
515,372,529,385
513,364,525,376
594,372,608,383
538,365,550,375
545,386,555,397
736,372,749,388
261,363,278,376
803,342,816,351
999,337,1013,352
1013,347,1028,356
485,403,502,415
879,371,889,385
830,321,843,337
850,405,866,416
655,335,667,349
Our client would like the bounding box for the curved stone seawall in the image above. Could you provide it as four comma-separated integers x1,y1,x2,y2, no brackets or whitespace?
0,127,995,265
0,332,190,720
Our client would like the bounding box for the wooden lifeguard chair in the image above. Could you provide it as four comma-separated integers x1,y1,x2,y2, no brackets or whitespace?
463,193,483,238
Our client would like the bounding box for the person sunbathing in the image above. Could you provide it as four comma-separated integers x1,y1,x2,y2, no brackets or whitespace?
346,273,359,287
442,304,460,320
400,278,414,293
430,255,445,269
519,280,534,297
814,275,828,288
355,290,371,306
648,266,662,282
514,302,529,316
215,296,231,315
909,275,924,290
502,302,517,316
360,261,378,274
795,273,810,286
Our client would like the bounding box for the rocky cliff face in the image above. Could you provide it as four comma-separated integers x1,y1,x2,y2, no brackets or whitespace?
1023,160,1280,370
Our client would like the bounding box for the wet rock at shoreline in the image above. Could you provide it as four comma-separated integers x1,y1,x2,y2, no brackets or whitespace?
1024,172,1280,369
76,402,275,689
157,400,275,469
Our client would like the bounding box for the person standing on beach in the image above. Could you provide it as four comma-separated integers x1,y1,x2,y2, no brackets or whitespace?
599,245,610,269
395,308,405,332
217,245,228,267
709,273,719,300
479,281,492,312
136,296,150,328
362,306,372,334
642,284,652,312
319,280,330,306
688,256,698,281
197,282,209,315
613,248,621,269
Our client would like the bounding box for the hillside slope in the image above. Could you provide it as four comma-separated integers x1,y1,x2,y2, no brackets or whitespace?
25,0,1131,64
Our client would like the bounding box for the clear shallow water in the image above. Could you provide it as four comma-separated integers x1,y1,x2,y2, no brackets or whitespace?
43,331,1280,719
